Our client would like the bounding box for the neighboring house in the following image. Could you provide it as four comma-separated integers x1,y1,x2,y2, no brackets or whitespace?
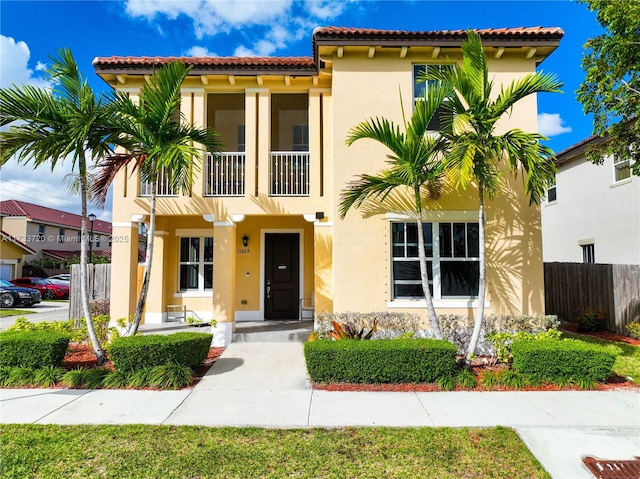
0,229,36,280
541,136,640,265
94,26,563,345
0,200,113,265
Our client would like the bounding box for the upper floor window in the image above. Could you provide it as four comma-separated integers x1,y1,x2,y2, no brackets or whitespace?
237,125,246,152
38,224,45,241
292,125,309,151
614,156,631,182
547,175,557,202
413,64,449,132
58,228,65,243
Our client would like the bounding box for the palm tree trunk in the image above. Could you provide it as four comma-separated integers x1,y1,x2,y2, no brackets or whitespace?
79,156,106,364
129,170,156,335
416,207,442,339
465,182,486,366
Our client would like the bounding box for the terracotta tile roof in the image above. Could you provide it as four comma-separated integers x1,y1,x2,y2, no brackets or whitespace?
93,56,315,71
94,26,563,73
0,230,36,254
313,26,564,40
0,200,112,235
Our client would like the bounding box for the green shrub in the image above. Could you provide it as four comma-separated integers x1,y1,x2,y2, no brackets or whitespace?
575,307,607,333
127,368,152,388
626,320,640,338
7,317,75,334
0,330,70,368
304,338,457,384
147,365,194,389
108,332,212,372
480,371,500,389
102,370,130,389
437,375,455,391
512,339,617,383
487,329,562,364
455,369,477,389
33,366,65,387
8,367,36,386
62,368,90,387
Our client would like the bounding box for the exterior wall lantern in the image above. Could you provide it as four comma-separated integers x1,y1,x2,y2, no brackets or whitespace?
242,235,249,247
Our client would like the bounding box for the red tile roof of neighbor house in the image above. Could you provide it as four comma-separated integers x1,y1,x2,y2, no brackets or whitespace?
554,135,608,165
0,200,112,235
93,26,563,71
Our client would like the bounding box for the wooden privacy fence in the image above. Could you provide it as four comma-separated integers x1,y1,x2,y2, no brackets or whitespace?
69,263,111,320
544,262,640,334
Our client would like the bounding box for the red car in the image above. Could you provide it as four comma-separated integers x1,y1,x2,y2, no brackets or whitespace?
11,277,69,300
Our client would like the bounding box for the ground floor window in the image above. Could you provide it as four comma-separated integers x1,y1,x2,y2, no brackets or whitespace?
582,243,595,264
391,221,479,300
179,237,213,292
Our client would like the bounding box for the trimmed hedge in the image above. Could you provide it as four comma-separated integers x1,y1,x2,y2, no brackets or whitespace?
511,339,617,383
0,330,70,368
108,332,212,372
304,338,457,383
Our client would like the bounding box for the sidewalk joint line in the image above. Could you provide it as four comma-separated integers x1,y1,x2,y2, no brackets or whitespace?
34,389,92,424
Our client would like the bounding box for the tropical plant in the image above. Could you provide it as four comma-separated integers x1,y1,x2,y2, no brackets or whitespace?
0,49,126,365
92,61,223,335
422,31,562,364
339,83,454,339
329,320,378,340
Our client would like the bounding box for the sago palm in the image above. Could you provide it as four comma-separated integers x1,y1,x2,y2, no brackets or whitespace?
422,31,562,364
339,85,453,339
92,61,223,335
0,49,122,365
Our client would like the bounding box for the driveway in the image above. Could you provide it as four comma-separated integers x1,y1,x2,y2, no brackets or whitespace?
0,300,69,331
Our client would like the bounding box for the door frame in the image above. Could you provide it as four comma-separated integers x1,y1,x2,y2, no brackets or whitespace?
260,228,304,321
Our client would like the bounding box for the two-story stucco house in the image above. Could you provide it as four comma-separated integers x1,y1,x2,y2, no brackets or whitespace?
541,136,640,265
94,26,563,346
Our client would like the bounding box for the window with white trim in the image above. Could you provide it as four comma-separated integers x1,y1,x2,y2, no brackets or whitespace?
38,224,45,242
582,243,595,264
292,125,309,151
58,228,65,243
413,64,450,132
547,175,557,202
614,156,631,182
179,237,213,291
392,221,480,300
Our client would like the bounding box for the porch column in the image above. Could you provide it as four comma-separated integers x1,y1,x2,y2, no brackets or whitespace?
181,89,206,197
314,222,334,314
143,227,168,324
244,89,261,197
212,220,237,345
309,89,329,198
255,89,271,196
109,221,140,323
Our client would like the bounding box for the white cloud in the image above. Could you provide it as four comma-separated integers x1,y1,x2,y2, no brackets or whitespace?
538,113,572,137
185,46,218,57
0,35,50,89
124,0,346,52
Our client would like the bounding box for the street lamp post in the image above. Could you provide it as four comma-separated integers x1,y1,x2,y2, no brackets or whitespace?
88,213,96,263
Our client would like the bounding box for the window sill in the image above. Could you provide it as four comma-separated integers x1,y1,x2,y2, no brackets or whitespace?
173,291,213,298
610,178,632,188
387,299,489,309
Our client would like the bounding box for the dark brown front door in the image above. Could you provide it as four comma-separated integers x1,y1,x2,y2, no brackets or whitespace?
265,233,300,320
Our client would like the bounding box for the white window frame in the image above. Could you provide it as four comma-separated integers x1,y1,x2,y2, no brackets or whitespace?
292,124,309,152
613,155,631,183
390,219,480,303
58,228,65,243
547,175,557,202
178,236,213,293
37,224,45,242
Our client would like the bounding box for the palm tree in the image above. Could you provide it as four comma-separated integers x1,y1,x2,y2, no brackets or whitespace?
339,85,453,339
423,31,562,364
0,49,121,365
92,61,223,335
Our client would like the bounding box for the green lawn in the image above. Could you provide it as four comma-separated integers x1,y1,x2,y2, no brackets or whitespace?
0,425,549,479
562,332,640,383
0,309,35,317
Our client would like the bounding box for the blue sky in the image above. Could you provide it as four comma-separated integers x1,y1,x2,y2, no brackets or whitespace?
0,0,603,219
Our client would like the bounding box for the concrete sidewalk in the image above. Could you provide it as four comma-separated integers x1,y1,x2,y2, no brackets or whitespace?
1,340,639,478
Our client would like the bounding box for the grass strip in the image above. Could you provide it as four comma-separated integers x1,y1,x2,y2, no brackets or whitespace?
0,424,549,479
0,310,35,317
562,332,640,383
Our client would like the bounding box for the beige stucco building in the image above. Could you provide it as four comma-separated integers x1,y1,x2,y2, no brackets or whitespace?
94,26,563,345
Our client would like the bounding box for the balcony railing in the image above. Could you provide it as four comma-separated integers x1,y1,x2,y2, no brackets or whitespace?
205,153,245,196
270,152,310,196
140,167,177,197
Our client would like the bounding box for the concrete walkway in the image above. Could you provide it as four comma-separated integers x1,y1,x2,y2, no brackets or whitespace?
1,328,639,479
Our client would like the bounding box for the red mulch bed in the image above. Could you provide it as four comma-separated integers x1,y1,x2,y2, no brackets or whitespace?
315,327,640,393
62,344,226,388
